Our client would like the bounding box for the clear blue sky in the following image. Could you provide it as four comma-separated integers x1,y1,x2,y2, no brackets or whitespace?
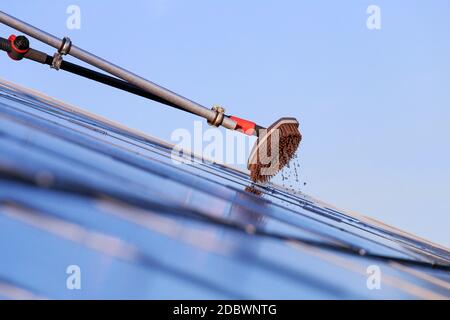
1,1,449,247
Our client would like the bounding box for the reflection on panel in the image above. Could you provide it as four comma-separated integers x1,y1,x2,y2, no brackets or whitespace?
0,79,449,299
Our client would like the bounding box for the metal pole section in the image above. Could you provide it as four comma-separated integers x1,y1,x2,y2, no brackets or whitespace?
0,11,237,130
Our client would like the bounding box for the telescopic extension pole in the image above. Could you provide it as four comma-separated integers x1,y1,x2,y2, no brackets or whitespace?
0,10,303,183
0,10,237,130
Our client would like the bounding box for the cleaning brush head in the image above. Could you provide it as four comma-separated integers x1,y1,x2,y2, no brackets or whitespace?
248,117,301,183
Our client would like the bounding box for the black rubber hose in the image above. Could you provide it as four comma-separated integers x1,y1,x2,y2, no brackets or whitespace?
58,60,187,112
0,36,11,52
24,48,50,64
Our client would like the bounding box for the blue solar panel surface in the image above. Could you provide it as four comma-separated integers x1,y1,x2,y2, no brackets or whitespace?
0,79,449,299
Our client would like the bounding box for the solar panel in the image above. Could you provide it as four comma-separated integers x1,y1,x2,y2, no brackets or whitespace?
0,79,449,299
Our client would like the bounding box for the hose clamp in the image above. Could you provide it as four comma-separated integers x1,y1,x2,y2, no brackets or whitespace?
51,37,71,70
51,52,63,70
208,105,226,127
59,37,72,55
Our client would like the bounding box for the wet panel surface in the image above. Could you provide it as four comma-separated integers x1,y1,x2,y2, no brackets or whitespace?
0,79,449,299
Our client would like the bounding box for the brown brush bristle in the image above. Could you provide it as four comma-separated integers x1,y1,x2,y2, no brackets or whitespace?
249,123,301,183
245,186,263,196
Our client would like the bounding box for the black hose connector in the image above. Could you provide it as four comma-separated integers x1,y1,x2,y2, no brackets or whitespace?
7,35,30,61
